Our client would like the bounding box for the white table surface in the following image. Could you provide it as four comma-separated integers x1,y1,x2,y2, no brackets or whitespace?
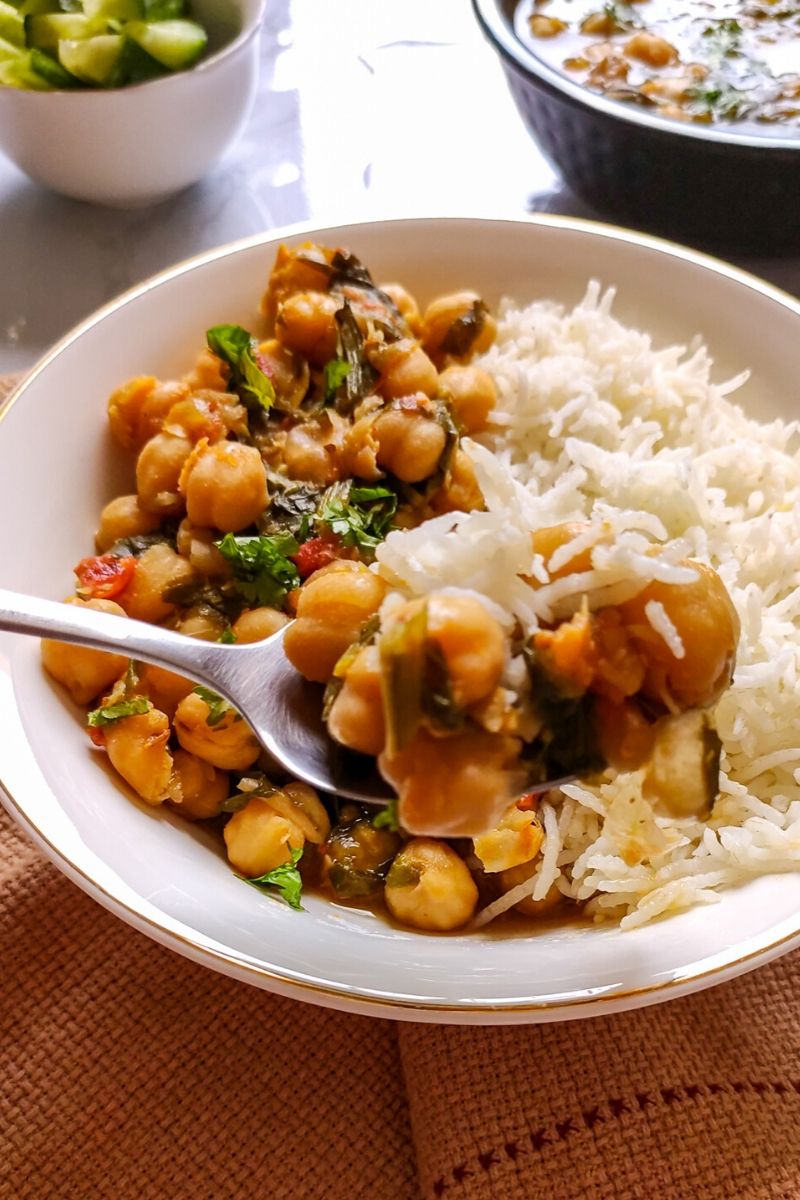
1,0,798,376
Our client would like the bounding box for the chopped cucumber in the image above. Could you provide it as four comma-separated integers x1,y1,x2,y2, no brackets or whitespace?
124,17,205,69
0,50,54,85
19,0,82,15
25,12,99,50
0,0,208,88
83,0,140,19
58,30,121,82
0,1,25,46
29,42,77,83
142,0,184,17
0,32,23,57
109,32,163,82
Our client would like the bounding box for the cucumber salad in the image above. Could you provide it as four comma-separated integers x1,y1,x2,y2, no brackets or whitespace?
0,0,209,90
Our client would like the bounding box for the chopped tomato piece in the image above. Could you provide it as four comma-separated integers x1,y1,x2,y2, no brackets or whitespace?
87,725,106,748
516,792,540,812
292,537,340,579
74,554,136,600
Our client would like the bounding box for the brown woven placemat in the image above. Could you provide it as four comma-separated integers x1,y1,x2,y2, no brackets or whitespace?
2,372,799,1200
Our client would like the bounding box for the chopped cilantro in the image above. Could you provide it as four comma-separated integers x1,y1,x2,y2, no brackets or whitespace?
218,626,237,644
87,696,150,727
206,324,276,411
373,798,399,832
324,358,351,401
191,685,235,727
316,482,397,556
215,531,301,608
686,80,749,120
241,847,304,910
701,18,743,58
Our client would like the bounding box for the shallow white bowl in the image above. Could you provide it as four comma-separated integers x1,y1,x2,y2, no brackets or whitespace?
2,215,800,1024
0,0,263,206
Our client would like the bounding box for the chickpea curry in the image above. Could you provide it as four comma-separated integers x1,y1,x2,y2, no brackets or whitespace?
518,0,800,131
41,242,739,933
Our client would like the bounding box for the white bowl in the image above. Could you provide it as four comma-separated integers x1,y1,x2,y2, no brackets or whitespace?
2,215,800,1024
0,0,263,206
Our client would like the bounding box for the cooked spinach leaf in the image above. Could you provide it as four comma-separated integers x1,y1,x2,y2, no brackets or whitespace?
333,302,379,414
259,472,324,538
440,299,489,357
206,324,276,411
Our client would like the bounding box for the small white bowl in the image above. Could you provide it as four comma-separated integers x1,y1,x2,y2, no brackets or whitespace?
0,0,264,206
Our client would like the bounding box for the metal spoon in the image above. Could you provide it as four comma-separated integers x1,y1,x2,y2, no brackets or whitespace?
0,587,393,804
0,588,569,808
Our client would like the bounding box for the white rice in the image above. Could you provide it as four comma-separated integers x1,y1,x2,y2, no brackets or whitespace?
376,282,800,929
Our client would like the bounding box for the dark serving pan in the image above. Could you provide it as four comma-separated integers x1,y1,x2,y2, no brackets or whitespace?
472,0,800,254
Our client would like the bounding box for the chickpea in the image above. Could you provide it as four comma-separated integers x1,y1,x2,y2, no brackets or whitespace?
498,863,563,918
531,521,594,580
420,291,497,364
327,643,385,756
369,338,439,400
136,430,193,516
174,690,260,770
438,364,497,434
262,781,331,844
139,663,195,720
283,561,387,683
176,519,230,577
104,704,173,806
580,10,621,35
161,394,227,445
429,447,484,515
116,542,197,625
373,401,446,483
283,420,342,485
169,748,229,820
379,729,524,838
384,838,478,931
339,414,382,483
183,346,230,392
624,31,678,67
232,607,290,643
425,592,506,707
41,597,128,704
255,338,310,410
378,282,422,335
529,13,567,37
276,291,340,366
179,440,268,533
224,795,305,877
594,696,655,771
95,494,161,553
473,803,544,873
323,810,400,898
617,561,739,709
591,607,645,701
108,378,190,451
176,605,230,642
261,242,334,326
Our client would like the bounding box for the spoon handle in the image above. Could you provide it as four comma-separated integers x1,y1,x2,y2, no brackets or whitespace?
0,587,242,700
